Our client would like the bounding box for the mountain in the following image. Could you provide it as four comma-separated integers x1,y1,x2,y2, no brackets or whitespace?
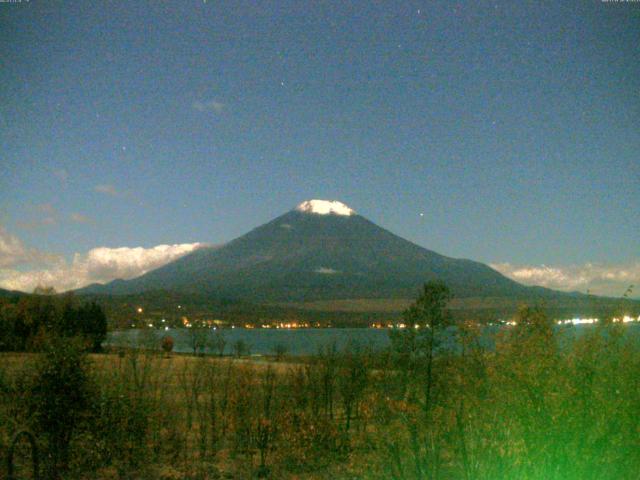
0,287,25,298
78,199,570,303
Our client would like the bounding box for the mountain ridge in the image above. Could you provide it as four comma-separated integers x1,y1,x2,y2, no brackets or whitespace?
77,201,580,303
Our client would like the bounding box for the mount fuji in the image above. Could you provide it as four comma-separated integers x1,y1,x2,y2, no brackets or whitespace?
78,200,565,304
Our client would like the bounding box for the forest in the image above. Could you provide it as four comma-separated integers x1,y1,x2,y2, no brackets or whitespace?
0,293,107,353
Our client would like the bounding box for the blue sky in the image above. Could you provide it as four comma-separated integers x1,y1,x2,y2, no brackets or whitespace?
1,1,638,296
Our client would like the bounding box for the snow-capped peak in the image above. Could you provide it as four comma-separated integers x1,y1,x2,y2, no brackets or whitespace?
295,199,355,216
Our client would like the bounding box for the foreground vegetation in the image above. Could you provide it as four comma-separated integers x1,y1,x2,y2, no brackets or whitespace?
1,283,639,479
0,292,107,353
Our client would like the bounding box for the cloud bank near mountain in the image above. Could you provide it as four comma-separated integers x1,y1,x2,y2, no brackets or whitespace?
491,262,639,298
0,225,204,292
1,222,637,298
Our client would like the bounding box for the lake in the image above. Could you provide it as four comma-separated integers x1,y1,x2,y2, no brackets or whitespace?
108,327,392,356
107,323,640,356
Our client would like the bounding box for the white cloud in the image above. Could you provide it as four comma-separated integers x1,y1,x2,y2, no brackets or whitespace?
53,169,69,182
36,203,56,215
95,184,119,196
491,261,640,298
0,226,34,268
0,225,60,268
193,100,225,113
0,242,205,293
17,218,57,229
315,267,339,274
70,213,92,224
15,203,59,229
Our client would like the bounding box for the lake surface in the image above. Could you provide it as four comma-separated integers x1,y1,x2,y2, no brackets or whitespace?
108,328,392,356
107,323,640,356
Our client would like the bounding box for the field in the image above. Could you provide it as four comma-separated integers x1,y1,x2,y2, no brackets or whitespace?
1,351,382,479
2,308,640,479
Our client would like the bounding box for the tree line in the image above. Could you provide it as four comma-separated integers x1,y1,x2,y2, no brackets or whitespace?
0,293,107,352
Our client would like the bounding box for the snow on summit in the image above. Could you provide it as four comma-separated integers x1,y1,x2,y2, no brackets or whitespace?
296,200,355,216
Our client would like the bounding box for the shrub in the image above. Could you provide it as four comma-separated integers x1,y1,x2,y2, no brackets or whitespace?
161,335,174,355
27,336,94,478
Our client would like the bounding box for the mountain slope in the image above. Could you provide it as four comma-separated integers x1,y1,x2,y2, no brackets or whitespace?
0,287,26,298
79,200,573,302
